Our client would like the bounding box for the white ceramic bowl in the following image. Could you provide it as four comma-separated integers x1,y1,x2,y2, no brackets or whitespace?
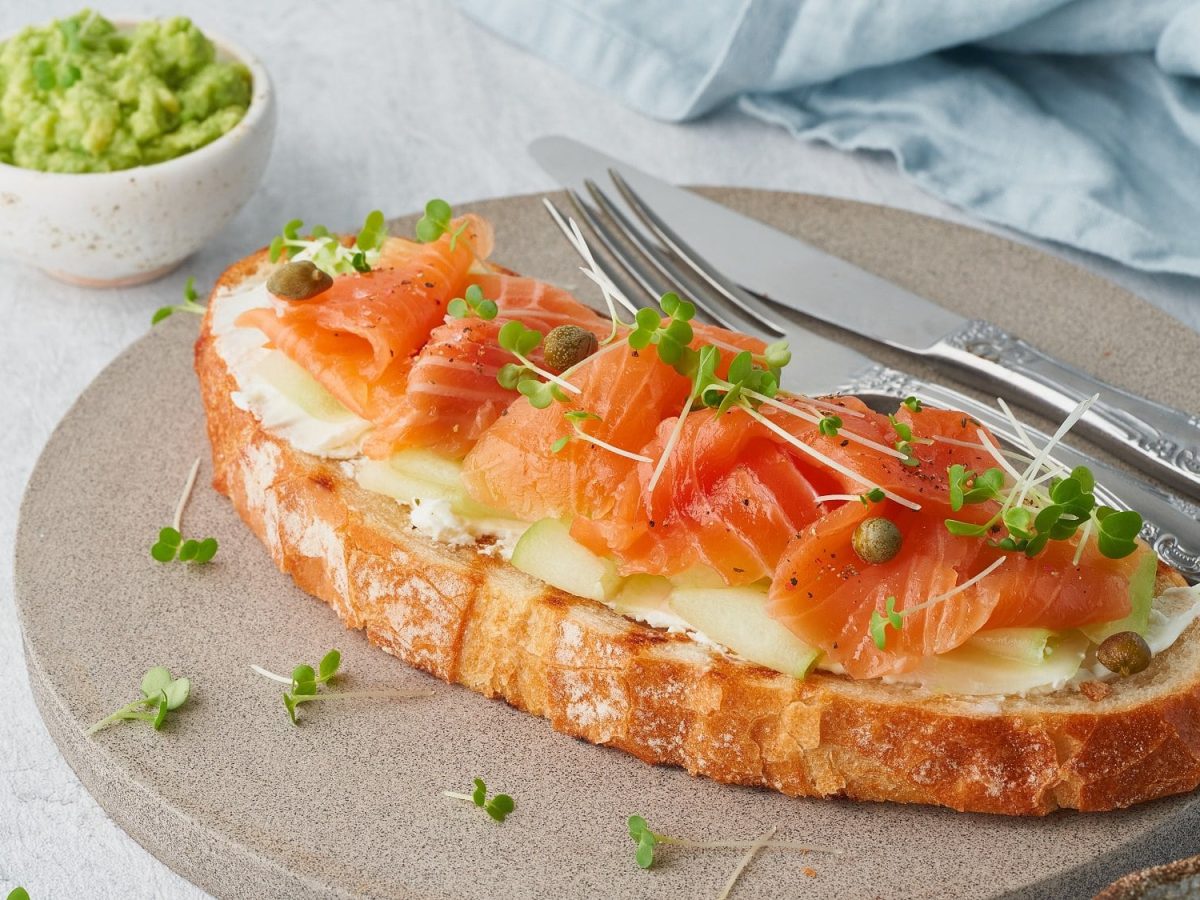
0,21,275,287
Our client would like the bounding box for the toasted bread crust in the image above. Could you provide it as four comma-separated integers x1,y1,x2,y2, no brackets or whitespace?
196,249,1200,816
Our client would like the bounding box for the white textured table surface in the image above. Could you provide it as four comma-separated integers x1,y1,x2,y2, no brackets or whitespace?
2,3,1197,898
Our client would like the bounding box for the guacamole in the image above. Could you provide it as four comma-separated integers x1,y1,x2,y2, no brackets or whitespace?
0,10,252,173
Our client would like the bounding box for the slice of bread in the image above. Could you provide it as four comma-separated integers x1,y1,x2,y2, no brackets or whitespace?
196,248,1200,816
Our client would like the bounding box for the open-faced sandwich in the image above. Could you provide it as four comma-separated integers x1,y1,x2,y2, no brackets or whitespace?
196,204,1200,816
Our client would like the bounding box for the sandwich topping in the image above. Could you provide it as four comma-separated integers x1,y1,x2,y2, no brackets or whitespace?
210,203,1200,696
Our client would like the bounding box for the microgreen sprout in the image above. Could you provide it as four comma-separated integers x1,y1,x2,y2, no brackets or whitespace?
762,340,792,370
152,276,207,324
151,527,218,564
250,650,433,725
902,396,924,413
942,462,1141,561
888,415,922,467
818,415,842,437
868,556,1009,650
496,320,581,407
868,596,904,651
86,666,191,735
447,284,498,321
625,815,838,871
8,888,30,900
550,410,653,462
268,210,386,276
864,487,886,504
627,292,696,373
443,778,515,822
415,198,469,250
151,457,218,564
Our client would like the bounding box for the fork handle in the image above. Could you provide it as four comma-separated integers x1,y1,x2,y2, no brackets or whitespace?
928,320,1200,500
847,365,1200,580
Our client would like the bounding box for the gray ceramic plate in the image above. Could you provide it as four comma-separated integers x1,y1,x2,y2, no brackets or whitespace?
16,190,1200,900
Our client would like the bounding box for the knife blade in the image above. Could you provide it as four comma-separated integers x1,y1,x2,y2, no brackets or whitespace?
530,135,1200,499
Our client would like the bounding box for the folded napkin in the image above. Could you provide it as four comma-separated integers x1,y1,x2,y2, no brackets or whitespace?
457,0,1200,278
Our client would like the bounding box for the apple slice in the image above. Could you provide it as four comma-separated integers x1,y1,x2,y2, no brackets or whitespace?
670,586,821,678
510,518,622,602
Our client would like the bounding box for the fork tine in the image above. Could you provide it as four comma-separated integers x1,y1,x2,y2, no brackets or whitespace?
608,168,788,335
582,180,752,332
563,189,666,305
541,197,640,318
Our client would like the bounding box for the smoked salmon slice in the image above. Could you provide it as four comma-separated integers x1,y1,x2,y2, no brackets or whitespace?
767,407,1142,678
237,216,491,422
460,321,766,522
570,398,891,586
364,274,609,459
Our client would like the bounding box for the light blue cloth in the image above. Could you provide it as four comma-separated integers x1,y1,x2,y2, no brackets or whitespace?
456,0,1200,278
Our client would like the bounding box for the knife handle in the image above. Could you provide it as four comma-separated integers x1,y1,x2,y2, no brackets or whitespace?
847,364,1200,580
931,320,1200,499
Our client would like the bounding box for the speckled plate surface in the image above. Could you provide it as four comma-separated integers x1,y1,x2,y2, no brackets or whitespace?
16,190,1200,900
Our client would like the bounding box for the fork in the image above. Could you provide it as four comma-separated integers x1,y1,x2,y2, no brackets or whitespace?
541,186,1200,581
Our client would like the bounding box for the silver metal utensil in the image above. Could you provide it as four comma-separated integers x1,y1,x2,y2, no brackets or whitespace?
540,188,1200,579
531,135,1200,501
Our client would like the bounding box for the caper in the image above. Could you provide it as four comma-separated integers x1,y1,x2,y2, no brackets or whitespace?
267,260,333,301
1096,630,1151,677
542,324,598,372
851,516,903,565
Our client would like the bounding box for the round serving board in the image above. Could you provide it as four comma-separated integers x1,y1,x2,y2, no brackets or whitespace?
16,190,1200,900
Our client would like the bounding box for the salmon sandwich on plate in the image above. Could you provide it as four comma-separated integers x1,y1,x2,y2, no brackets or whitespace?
196,201,1200,817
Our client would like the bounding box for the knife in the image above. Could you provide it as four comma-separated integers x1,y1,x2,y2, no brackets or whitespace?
530,136,1200,501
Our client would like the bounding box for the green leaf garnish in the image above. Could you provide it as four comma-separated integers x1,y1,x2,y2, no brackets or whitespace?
628,815,659,869
627,292,696,374
548,411,652,462
902,396,924,413
151,526,217,565
944,456,1140,562
818,415,842,437
86,667,191,735
445,778,516,823
415,198,470,250
8,887,30,900
448,284,498,321
1096,508,1143,559
860,487,886,505
947,464,1005,512
278,649,342,724
868,596,903,650
267,211,386,276
152,276,207,324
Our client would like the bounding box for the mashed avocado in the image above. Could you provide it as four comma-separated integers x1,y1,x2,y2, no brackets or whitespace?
0,10,252,173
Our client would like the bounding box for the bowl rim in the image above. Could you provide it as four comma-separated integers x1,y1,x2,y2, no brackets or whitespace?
0,14,273,180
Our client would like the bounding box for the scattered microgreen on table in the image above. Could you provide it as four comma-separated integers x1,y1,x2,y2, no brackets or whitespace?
268,209,386,276
150,458,218,565
7,888,30,900
86,666,191,735
625,814,837,871
250,650,433,725
151,276,207,325
443,778,515,823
